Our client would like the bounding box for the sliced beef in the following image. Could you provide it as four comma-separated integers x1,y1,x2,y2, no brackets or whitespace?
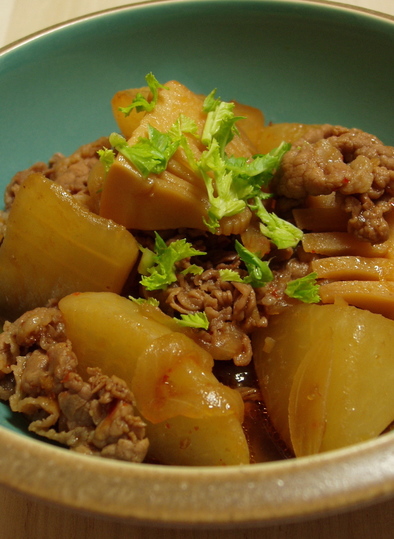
146,236,309,366
0,306,149,463
273,125,394,243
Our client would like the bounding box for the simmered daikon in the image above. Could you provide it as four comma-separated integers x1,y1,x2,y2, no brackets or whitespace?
58,292,249,466
0,174,139,321
252,303,394,456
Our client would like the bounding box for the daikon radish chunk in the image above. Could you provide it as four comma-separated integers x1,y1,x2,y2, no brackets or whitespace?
58,292,175,381
319,280,394,319
288,333,333,456
312,256,394,281
252,306,314,450
240,218,271,257
146,414,249,467
302,232,389,257
292,207,348,232
253,304,394,457
58,291,249,466
0,174,139,321
132,332,244,424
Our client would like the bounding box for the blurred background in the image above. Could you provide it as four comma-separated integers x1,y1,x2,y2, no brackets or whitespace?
1,0,394,49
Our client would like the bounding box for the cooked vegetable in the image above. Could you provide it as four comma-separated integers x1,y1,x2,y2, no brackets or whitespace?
139,232,205,291
100,79,290,235
302,231,390,257
251,196,302,249
0,173,139,321
252,303,394,456
257,122,318,153
311,256,394,281
2,73,394,467
100,80,214,230
285,273,320,304
319,280,394,319
58,291,249,465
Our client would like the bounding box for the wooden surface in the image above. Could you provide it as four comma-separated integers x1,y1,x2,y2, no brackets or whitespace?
1,1,394,538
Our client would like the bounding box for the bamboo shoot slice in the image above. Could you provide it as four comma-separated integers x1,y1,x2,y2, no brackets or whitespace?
293,207,348,232
312,256,394,281
319,280,394,319
302,232,389,257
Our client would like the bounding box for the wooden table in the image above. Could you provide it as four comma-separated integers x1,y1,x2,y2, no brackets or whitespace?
1,1,394,538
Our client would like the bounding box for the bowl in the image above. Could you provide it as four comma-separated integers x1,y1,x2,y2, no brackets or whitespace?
0,0,394,527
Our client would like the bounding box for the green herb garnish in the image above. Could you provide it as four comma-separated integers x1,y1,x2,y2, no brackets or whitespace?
119,73,167,115
176,311,210,330
235,240,273,287
285,272,320,303
140,232,206,291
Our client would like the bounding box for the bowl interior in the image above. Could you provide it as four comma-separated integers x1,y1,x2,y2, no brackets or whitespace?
0,0,394,526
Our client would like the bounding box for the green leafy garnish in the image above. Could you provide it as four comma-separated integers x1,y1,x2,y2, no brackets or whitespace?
119,73,167,115
176,311,210,330
251,197,303,250
201,89,243,149
140,232,206,291
109,115,198,178
199,139,247,231
235,240,273,288
129,296,160,307
285,272,320,303
218,268,244,283
109,128,179,178
187,89,292,232
181,264,204,276
97,147,116,172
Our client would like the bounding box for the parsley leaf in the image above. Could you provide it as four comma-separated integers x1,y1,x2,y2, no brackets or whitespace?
235,240,273,287
251,197,303,249
140,232,206,291
119,73,167,115
176,311,210,330
285,272,320,303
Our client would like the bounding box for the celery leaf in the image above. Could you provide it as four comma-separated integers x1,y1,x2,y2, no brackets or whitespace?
235,240,273,287
140,232,206,291
176,311,210,330
119,73,167,115
285,272,320,303
251,197,303,249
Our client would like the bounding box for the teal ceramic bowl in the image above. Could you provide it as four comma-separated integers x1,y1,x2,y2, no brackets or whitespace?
0,0,393,527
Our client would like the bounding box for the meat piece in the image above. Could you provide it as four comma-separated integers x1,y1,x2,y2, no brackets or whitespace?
0,306,148,463
3,137,109,211
273,125,394,243
4,161,49,211
47,137,109,205
158,267,267,367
